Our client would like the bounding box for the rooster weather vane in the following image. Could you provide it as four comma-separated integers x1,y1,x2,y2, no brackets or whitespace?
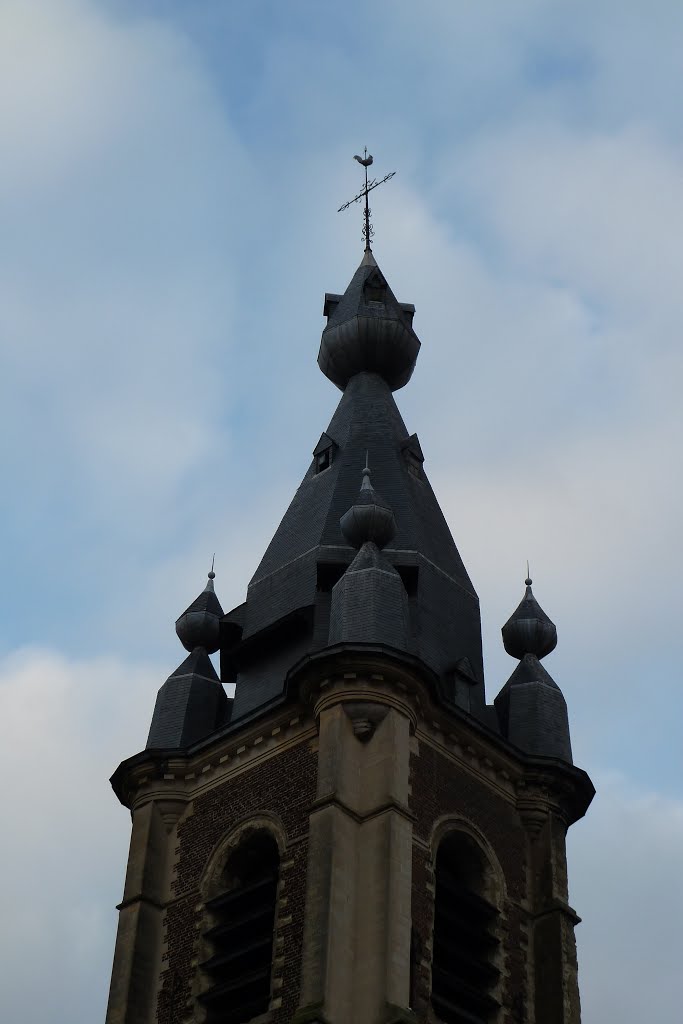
338,147,396,250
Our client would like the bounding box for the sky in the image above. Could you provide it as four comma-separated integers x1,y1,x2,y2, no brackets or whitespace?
1,1,682,1020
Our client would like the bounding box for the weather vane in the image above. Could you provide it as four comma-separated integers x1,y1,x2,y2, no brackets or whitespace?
338,147,396,250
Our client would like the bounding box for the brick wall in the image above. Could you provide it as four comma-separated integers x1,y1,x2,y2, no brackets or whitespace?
157,739,318,1024
410,742,529,1024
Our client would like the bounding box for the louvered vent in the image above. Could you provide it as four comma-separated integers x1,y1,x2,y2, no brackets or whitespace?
199,833,279,1024
431,834,500,1024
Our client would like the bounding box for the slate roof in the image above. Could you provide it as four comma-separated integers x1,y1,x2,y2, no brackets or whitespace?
494,654,573,763
250,371,473,590
146,648,229,749
123,248,587,791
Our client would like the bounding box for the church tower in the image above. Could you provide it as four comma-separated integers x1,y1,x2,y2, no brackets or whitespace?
106,241,594,1024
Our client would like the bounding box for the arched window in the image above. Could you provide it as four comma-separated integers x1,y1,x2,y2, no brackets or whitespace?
199,831,279,1024
431,832,500,1024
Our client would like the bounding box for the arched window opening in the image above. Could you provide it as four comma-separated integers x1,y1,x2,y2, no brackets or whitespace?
431,832,500,1024
199,831,279,1024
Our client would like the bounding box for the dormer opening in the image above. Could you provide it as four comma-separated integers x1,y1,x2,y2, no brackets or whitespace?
364,270,387,306
405,449,422,479
316,448,331,473
313,432,337,475
401,433,425,480
395,564,419,596
317,562,348,592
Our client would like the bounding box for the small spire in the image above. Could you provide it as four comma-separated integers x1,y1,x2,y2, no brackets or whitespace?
361,451,371,490
175,569,224,654
339,455,396,550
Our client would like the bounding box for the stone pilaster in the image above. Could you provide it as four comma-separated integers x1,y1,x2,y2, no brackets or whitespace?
519,774,584,1024
297,670,416,1024
106,791,186,1024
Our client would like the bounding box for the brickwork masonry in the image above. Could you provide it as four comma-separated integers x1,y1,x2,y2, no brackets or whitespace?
156,739,318,1024
410,740,529,1024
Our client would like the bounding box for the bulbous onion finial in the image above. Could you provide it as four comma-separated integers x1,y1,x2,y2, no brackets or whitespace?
175,564,224,654
501,573,557,660
339,454,396,550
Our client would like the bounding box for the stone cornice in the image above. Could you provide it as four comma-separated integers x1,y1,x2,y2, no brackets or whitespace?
112,647,594,828
111,705,315,810
516,763,595,829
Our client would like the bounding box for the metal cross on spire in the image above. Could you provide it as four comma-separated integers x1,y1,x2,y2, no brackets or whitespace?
338,147,396,251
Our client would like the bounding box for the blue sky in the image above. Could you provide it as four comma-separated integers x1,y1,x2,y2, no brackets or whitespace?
1,2,682,1021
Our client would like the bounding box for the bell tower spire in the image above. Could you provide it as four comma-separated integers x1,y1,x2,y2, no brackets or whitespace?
107,205,594,1024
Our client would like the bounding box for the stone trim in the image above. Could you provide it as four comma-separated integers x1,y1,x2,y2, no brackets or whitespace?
116,709,315,811
311,793,416,826
415,727,517,805
116,892,165,912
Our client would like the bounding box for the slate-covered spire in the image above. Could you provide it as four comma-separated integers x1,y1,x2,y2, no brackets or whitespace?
224,254,485,723
329,458,409,650
318,249,420,391
495,576,572,763
147,570,229,749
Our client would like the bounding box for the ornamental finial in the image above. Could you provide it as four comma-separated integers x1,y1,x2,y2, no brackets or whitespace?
338,148,396,251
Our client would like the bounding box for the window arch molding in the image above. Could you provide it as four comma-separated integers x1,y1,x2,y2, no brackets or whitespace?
194,813,287,1024
427,816,506,1024
429,815,506,905
200,812,287,903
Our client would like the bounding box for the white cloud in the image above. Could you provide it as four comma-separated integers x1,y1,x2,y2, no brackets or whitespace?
0,0,249,529
0,647,159,1021
569,773,683,1023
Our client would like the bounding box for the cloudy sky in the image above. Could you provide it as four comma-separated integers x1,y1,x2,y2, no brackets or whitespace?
1,1,682,1020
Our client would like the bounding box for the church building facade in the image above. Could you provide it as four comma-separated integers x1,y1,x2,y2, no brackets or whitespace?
106,243,594,1024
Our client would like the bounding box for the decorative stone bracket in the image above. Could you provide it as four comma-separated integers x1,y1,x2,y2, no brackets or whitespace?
342,701,389,740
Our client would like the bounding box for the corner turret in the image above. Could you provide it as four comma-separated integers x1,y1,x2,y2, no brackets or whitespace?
146,570,230,749
329,457,409,649
495,576,572,762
